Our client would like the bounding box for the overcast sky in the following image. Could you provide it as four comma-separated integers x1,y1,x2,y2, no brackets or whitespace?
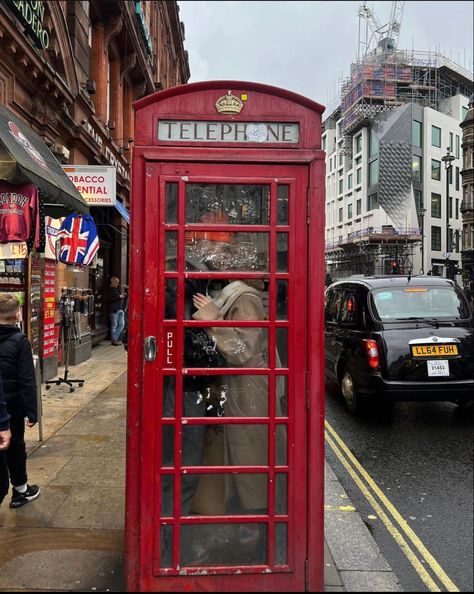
178,1,473,110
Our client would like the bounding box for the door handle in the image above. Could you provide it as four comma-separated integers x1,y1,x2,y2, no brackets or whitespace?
144,336,157,361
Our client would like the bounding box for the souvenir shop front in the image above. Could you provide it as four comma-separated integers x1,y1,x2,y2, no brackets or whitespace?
0,104,97,381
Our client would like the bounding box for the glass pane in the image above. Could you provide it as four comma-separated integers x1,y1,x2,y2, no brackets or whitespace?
162,425,174,467
165,231,178,271
275,473,287,514
277,185,289,225
164,279,177,319
277,233,288,272
276,328,287,368
181,523,267,567
184,376,269,417
165,182,178,224
161,475,173,516
276,425,287,466
188,472,268,515
160,525,173,568
162,375,175,417
185,184,270,224
182,425,268,468
185,232,269,272
276,376,288,417
277,280,288,320
184,328,268,368
275,523,287,565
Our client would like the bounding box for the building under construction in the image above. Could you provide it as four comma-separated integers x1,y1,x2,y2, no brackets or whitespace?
324,2,473,280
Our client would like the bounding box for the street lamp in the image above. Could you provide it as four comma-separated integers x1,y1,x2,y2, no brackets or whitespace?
441,147,455,279
419,205,427,273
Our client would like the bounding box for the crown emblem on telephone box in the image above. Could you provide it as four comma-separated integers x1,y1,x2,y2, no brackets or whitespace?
215,91,244,115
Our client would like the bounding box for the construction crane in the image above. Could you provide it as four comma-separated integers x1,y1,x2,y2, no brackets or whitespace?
358,1,404,59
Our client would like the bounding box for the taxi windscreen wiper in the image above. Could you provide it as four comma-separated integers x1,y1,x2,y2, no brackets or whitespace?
401,317,452,326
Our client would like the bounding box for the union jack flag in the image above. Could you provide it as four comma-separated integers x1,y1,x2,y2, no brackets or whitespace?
57,214,99,265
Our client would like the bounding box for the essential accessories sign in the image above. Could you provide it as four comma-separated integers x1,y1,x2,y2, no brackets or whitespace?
62,165,116,206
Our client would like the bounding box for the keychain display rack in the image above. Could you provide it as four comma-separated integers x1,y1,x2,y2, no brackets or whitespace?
45,288,91,392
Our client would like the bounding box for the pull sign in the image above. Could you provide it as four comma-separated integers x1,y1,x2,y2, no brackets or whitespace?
165,328,177,368
144,336,157,361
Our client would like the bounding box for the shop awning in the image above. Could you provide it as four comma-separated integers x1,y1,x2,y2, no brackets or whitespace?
0,105,89,214
115,200,130,224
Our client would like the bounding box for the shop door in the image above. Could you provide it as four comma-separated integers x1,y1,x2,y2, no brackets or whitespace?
142,162,309,590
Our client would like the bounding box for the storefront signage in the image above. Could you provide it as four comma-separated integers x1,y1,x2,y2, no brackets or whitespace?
103,147,130,183
43,260,56,359
0,242,27,259
6,0,50,50
135,1,153,55
157,120,300,144
62,165,116,206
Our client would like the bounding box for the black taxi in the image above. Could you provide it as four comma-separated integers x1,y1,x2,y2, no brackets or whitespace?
324,276,473,412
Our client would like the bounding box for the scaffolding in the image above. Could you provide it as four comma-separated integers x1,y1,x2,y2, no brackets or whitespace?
338,49,473,136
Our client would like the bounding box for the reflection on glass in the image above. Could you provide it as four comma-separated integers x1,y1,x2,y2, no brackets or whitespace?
276,376,287,417
162,425,174,467
275,523,287,565
276,280,288,320
276,425,287,466
181,523,267,566
165,182,178,224
184,328,268,368
164,279,177,319
189,471,268,515
186,184,270,224
161,475,173,516
185,233,269,272
160,525,173,568
162,375,175,417
277,185,289,225
165,231,178,271
276,328,288,368
277,233,288,272
275,474,287,515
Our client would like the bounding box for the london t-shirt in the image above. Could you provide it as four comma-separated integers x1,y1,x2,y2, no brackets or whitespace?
0,182,40,245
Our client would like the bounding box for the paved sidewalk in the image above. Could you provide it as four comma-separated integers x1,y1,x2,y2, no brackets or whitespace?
0,345,401,591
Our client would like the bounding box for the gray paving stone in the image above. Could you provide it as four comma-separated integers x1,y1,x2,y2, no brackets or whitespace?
340,570,403,592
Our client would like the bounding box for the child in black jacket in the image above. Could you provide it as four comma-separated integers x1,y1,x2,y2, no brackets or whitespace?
0,294,39,508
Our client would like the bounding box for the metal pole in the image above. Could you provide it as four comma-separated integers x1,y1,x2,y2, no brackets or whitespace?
33,355,43,442
420,207,426,273
442,148,455,279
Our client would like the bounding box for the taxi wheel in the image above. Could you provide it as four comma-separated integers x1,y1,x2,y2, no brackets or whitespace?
340,369,359,413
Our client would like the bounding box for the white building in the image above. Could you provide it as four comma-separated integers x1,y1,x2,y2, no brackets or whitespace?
324,51,472,279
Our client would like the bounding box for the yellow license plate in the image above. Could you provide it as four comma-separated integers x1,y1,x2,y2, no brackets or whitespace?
411,344,459,357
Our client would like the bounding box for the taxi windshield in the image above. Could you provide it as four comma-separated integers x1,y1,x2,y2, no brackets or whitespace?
370,286,471,321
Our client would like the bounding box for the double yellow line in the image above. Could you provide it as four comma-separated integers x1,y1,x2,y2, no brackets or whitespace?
324,420,460,592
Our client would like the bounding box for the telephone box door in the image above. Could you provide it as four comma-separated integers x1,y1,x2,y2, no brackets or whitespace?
140,161,309,590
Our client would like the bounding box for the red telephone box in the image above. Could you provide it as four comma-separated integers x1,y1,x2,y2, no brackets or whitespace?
126,81,325,592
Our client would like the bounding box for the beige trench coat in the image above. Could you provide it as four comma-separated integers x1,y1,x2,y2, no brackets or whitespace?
191,289,284,513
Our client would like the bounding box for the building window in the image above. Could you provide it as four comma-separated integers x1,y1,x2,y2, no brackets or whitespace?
338,207,343,223
339,154,343,167
431,226,441,251
449,132,454,151
412,120,422,148
356,198,362,215
367,193,378,211
347,203,353,219
456,167,460,191
431,159,441,181
431,126,441,148
462,106,468,121
348,173,353,190
369,159,379,186
355,156,362,167
355,134,362,154
322,136,327,151
338,179,344,194
449,196,453,219
106,60,111,124
356,167,362,185
456,198,459,219
414,189,422,213
369,128,379,157
412,155,422,182
431,193,441,218
456,135,460,159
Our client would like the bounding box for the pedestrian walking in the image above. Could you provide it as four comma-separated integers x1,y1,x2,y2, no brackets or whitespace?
107,277,125,345
0,293,39,508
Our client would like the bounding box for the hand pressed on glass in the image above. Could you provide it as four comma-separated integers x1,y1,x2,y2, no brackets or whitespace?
193,293,213,310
